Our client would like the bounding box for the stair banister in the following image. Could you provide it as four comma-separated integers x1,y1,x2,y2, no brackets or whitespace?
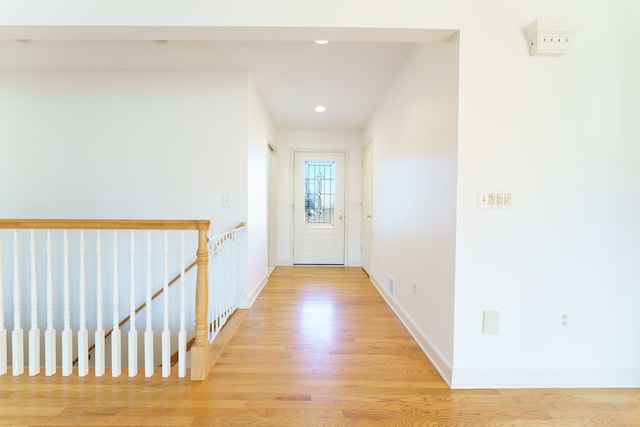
0,219,212,381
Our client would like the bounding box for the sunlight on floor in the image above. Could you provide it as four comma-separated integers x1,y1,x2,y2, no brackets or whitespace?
300,300,335,342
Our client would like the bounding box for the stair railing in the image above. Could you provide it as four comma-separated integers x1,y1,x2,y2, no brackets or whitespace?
208,222,246,342
0,219,211,380
72,259,198,366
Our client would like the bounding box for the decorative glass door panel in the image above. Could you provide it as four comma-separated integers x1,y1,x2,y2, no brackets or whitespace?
304,161,336,226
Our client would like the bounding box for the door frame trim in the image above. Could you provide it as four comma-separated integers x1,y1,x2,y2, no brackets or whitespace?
361,139,373,275
290,148,350,265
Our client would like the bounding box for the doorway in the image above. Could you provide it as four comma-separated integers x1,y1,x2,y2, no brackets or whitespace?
293,151,346,265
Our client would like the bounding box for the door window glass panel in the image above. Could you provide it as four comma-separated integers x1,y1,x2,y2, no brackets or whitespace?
304,161,335,225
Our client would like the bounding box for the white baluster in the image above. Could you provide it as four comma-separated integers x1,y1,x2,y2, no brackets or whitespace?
77,230,88,377
213,239,219,336
28,230,40,376
231,231,238,311
235,230,242,310
237,229,242,307
162,231,170,377
45,230,56,376
12,230,24,376
214,238,220,335
228,233,233,314
94,230,105,377
208,248,215,340
178,231,186,378
128,230,137,377
240,228,246,308
62,230,73,376
228,234,232,317
144,231,154,377
209,244,215,338
209,241,222,339
222,236,229,325
111,230,121,377
0,233,7,376
222,234,228,324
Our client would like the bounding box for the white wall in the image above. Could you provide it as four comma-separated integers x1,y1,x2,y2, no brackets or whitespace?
365,42,459,382
274,130,363,266
0,69,248,234
246,75,275,305
452,1,640,388
0,70,247,364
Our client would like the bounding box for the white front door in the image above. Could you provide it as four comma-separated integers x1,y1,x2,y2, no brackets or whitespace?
293,152,345,265
361,142,373,274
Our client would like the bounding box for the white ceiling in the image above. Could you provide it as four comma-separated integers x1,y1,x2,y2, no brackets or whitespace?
219,41,413,129
0,27,457,130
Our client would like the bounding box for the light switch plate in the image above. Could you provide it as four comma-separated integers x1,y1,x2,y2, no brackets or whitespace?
222,194,232,208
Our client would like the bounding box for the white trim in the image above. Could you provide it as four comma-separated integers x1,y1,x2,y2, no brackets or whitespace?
267,141,277,269
241,271,270,308
370,273,453,387
451,367,640,389
369,272,640,389
360,138,373,273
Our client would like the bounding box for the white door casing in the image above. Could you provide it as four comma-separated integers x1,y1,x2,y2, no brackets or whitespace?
293,151,345,265
268,144,277,267
361,142,373,274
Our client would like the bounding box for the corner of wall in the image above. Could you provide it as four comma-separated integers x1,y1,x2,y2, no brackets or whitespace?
241,269,271,308
370,273,453,387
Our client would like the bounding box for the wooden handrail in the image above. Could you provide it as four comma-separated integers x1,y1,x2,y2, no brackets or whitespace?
0,219,209,230
211,222,247,248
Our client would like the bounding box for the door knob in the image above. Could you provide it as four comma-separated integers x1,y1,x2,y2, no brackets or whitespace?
366,215,372,219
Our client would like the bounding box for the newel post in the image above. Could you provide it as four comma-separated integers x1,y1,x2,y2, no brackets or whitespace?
191,224,210,380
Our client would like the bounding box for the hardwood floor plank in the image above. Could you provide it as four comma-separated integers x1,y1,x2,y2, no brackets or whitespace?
0,406,64,416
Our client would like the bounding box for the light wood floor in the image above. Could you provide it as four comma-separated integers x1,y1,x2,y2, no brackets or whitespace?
1,266,639,426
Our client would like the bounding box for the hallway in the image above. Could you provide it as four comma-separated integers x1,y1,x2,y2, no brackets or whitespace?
0,267,638,425
208,266,449,424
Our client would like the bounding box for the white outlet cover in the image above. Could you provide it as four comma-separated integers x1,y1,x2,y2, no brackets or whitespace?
482,311,499,334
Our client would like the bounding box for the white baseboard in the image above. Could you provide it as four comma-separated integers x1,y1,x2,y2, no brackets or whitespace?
452,367,640,389
370,273,453,387
370,275,640,389
241,271,270,309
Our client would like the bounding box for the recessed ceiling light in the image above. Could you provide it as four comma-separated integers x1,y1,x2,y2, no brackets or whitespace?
314,40,329,45
314,105,327,113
